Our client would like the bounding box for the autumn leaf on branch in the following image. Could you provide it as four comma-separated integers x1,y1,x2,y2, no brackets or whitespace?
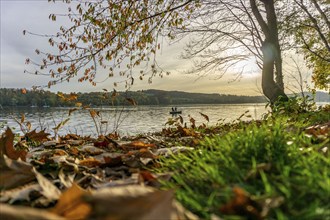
125,97,137,106
199,112,209,122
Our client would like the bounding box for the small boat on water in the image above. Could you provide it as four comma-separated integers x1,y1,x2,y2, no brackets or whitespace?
170,110,182,115
170,107,182,115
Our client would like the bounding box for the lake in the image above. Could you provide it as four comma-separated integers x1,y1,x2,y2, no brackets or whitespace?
0,104,270,137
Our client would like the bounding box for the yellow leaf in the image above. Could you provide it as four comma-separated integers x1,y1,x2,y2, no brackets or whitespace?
26,122,32,131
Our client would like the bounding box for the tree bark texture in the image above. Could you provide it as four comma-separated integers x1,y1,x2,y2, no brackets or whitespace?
250,0,288,104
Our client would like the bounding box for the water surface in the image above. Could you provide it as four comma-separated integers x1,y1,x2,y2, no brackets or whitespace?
0,104,268,137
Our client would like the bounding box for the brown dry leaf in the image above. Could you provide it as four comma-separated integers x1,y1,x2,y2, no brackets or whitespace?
0,203,65,220
80,145,105,155
51,183,91,220
83,185,197,220
33,167,61,201
126,97,137,105
0,127,27,161
24,129,50,142
200,112,210,122
67,93,78,101
61,133,80,140
305,122,330,140
68,108,78,116
179,115,184,124
122,141,156,150
67,139,85,146
189,115,196,128
26,121,32,131
220,187,262,220
139,170,160,187
20,113,25,124
177,125,196,137
53,149,68,156
89,109,100,118
125,148,158,159
58,168,75,189
68,146,80,155
79,157,102,167
21,88,27,94
0,155,35,189
0,183,41,204
102,153,123,166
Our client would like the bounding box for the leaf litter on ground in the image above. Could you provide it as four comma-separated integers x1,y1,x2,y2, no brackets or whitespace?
0,125,200,220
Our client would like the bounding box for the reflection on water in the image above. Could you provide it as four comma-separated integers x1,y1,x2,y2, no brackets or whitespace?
0,104,269,137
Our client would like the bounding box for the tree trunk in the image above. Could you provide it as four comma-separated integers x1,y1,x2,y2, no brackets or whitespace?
261,41,288,104
250,0,288,104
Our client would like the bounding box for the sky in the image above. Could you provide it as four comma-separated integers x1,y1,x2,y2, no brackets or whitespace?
0,0,312,96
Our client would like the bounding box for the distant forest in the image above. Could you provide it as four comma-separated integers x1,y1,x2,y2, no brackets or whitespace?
0,88,328,107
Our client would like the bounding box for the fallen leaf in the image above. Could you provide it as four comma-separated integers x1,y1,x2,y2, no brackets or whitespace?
220,187,262,220
83,185,177,220
80,145,105,155
79,157,102,167
155,146,194,157
121,141,156,150
51,183,91,220
32,167,61,201
101,153,123,166
305,122,330,140
0,183,42,204
0,155,35,189
0,203,65,220
139,170,160,187
58,168,75,189
24,129,50,142
0,127,27,161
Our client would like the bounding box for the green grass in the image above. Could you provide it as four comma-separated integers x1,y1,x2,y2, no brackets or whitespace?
155,108,330,219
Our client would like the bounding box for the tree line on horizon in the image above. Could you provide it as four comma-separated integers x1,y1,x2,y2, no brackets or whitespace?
0,88,268,107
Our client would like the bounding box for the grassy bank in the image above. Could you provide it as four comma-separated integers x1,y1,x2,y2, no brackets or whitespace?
156,105,330,219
